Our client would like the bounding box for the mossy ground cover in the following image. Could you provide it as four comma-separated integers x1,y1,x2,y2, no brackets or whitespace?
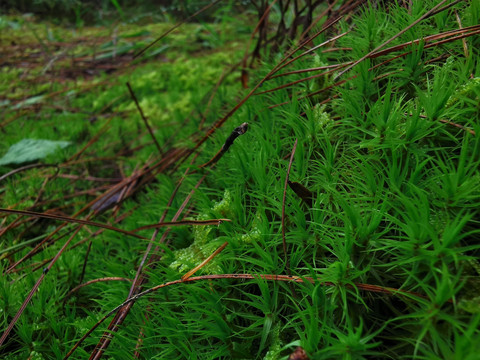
1,1,480,359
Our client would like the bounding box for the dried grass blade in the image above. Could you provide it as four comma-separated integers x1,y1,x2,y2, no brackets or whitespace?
126,82,162,155
256,64,346,95
271,16,344,76
282,139,298,299
0,208,146,240
133,218,232,232
272,31,349,74
1,223,85,346
282,139,298,262
0,209,226,241
89,174,207,358
181,241,229,280
66,277,132,299
454,10,469,58
63,272,429,359
190,16,343,155
0,163,59,182
268,62,345,80
370,25,480,58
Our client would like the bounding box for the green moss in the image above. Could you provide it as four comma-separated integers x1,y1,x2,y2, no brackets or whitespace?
459,296,480,314
447,77,480,107
3,3,480,359
264,323,283,360
169,190,235,275
212,189,233,218
169,227,221,275
241,212,263,244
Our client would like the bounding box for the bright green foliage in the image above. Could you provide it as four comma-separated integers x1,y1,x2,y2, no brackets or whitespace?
1,1,480,359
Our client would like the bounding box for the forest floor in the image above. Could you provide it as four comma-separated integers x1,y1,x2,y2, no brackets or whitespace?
1,2,480,359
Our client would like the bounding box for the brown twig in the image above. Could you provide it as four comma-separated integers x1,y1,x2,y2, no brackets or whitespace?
79,239,93,285
240,0,279,87
5,152,183,273
266,25,480,110
0,222,86,346
182,241,229,280
282,139,298,263
126,82,162,155
188,16,343,162
89,174,207,359
129,158,198,358
334,0,450,80
66,277,133,299
282,139,298,298
0,163,59,182
454,9,469,58
0,209,230,240
64,272,430,359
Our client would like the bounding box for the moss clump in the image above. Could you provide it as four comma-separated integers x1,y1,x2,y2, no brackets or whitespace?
169,190,234,275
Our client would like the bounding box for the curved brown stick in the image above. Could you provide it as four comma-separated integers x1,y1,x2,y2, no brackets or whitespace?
0,208,229,239
64,273,429,359
66,277,132,299
126,82,162,155
282,139,297,265
282,139,298,299
0,163,59,182
188,17,343,163
334,0,451,80
89,174,208,359
181,241,229,281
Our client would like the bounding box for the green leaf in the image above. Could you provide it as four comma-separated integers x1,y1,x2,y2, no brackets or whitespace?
0,139,71,166
12,95,45,110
